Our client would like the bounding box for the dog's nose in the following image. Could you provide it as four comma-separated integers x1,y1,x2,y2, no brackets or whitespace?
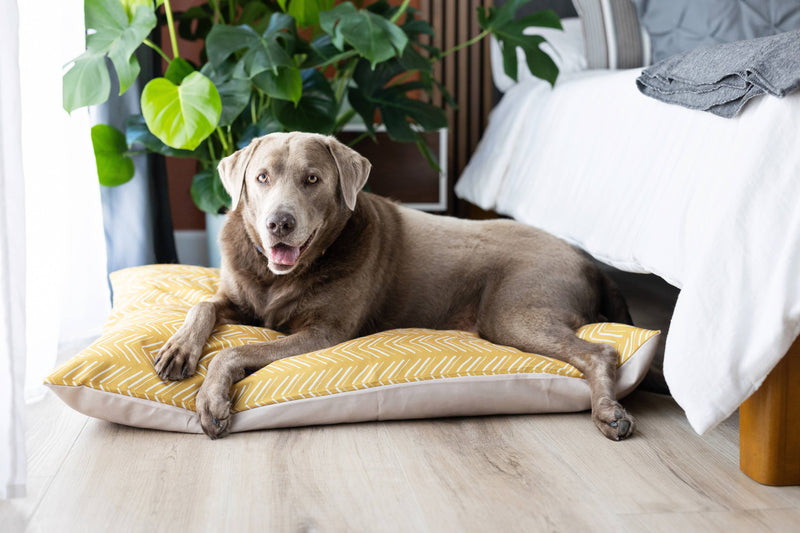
267,212,296,238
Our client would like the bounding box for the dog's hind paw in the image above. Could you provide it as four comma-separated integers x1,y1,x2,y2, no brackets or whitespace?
196,383,232,439
593,398,635,441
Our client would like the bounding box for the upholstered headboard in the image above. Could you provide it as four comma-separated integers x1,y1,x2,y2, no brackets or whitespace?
631,0,800,61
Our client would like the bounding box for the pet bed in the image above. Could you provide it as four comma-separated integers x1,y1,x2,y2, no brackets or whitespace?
45,265,659,433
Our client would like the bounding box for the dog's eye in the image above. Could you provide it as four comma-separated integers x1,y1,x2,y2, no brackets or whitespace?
307,175,319,184
256,173,269,184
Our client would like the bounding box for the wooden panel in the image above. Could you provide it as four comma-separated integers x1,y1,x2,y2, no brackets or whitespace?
469,0,484,151
444,0,457,210
457,1,469,172
337,131,441,205
166,157,205,229
739,336,800,485
418,0,495,214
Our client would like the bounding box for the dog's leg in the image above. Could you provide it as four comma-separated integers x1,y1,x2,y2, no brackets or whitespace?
480,310,634,441
155,295,239,381
195,329,340,439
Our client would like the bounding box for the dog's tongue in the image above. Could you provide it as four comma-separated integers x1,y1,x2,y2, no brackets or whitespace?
269,243,301,266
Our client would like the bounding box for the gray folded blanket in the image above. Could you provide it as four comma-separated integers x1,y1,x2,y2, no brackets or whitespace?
636,29,800,118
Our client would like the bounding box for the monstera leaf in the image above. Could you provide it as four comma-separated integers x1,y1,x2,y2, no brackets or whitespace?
63,0,156,111
252,67,303,104
272,69,337,134
120,0,154,21
206,14,303,103
319,2,408,68
348,59,446,142
191,167,231,214
277,0,335,27
200,62,253,127
141,72,222,151
125,115,199,159
91,124,135,187
478,1,561,85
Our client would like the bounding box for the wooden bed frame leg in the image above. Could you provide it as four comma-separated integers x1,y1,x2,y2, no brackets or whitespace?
739,336,800,485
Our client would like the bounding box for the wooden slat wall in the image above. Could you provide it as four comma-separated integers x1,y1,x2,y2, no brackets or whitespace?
419,0,494,215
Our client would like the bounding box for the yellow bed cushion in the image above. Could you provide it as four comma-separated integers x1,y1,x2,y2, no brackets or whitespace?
45,265,660,433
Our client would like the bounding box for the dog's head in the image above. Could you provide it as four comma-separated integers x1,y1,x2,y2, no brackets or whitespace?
218,132,371,275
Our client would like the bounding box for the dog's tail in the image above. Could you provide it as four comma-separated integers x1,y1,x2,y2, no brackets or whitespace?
598,271,633,325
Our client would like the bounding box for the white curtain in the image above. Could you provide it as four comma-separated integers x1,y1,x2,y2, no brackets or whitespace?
0,0,28,501
1,0,112,499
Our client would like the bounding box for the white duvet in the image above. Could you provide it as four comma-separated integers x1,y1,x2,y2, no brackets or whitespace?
455,69,800,434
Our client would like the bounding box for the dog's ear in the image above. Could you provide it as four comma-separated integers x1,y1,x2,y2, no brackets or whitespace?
326,137,371,211
217,139,261,211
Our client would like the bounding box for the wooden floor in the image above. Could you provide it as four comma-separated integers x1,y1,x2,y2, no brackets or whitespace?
3,387,800,532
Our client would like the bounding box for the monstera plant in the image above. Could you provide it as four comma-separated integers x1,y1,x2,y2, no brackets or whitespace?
64,0,561,214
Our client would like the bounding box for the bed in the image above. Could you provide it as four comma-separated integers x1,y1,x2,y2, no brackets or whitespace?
455,0,800,485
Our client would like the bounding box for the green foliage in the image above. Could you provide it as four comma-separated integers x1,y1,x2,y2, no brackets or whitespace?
281,0,333,27
91,124,135,186
141,72,222,151
272,69,338,133
164,57,195,85
64,0,560,213
478,2,562,85
200,62,252,127
63,0,157,111
191,167,231,213
125,114,200,159
320,2,408,68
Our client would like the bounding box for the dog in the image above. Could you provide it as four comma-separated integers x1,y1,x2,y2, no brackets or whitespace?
154,132,634,440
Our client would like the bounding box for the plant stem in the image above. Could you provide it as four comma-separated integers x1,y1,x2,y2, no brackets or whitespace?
162,0,181,60
251,97,257,125
334,108,357,132
440,29,489,59
347,131,371,147
216,127,231,155
316,50,359,70
258,93,272,117
208,0,224,24
389,0,411,23
207,138,217,163
388,69,417,87
334,58,359,109
143,39,171,63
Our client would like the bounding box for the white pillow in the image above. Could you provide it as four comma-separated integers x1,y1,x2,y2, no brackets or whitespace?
491,17,587,93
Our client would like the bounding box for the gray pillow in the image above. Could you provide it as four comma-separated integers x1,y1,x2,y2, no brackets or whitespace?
632,0,800,61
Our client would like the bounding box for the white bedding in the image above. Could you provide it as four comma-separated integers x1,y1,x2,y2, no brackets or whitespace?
455,69,800,434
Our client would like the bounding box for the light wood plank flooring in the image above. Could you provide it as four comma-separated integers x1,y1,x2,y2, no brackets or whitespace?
3,386,800,532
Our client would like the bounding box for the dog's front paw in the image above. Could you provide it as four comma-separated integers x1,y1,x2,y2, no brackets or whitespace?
154,335,202,381
592,397,635,441
196,383,232,439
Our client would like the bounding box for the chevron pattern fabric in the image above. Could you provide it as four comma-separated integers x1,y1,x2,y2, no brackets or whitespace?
45,265,659,431
233,323,657,412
